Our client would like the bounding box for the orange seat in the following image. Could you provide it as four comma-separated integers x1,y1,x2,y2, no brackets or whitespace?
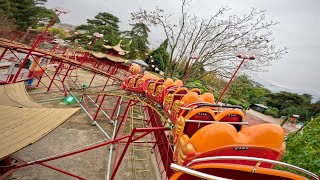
175,124,285,167
170,163,308,180
163,78,174,87
163,87,188,114
176,108,244,139
180,92,199,105
173,79,183,86
189,88,201,95
198,93,214,104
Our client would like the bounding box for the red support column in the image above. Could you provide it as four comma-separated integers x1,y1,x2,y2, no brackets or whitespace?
88,73,96,88
114,100,131,139
95,76,110,103
93,94,106,121
39,163,86,180
0,48,8,62
47,62,63,92
110,96,121,120
217,58,246,102
12,36,43,83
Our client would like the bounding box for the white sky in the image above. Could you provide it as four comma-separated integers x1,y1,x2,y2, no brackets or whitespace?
46,0,320,93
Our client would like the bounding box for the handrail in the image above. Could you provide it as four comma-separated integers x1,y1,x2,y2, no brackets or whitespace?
186,156,319,180
185,119,248,125
170,163,231,180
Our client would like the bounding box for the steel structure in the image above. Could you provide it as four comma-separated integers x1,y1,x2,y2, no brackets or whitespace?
0,30,173,180
0,30,318,180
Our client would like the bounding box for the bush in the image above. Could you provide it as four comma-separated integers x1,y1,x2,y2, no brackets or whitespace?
277,116,320,175
240,101,250,110
228,99,241,105
264,107,279,118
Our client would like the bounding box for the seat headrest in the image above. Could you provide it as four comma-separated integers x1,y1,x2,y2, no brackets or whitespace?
198,93,215,104
163,78,174,87
173,80,183,86
189,124,284,152
181,92,199,104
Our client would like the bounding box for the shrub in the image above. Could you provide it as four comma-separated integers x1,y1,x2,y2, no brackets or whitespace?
240,101,250,110
228,99,241,105
264,107,279,118
277,116,320,175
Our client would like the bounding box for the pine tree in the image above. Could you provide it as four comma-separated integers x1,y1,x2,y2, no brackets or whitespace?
0,0,59,31
148,39,169,73
126,23,150,59
75,12,121,48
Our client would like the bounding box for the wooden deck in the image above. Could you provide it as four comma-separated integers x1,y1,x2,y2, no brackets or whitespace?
0,82,42,108
0,105,79,159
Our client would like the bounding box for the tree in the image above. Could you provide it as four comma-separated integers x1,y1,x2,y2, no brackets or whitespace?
147,39,169,73
131,0,287,79
76,12,121,48
0,9,16,32
0,0,59,31
125,22,150,60
309,100,320,117
278,116,320,175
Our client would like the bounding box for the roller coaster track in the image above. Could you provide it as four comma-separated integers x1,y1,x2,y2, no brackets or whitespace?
0,38,124,82
81,90,169,124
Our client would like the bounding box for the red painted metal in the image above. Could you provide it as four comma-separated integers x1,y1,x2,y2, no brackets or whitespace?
39,163,86,180
93,94,106,120
110,127,169,180
217,58,246,102
47,62,63,92
0,135,130,173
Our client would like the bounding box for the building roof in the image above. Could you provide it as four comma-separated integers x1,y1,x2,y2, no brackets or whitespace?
102,41,127,53
254,104,268,109
90,52,127,63
132,59,149,67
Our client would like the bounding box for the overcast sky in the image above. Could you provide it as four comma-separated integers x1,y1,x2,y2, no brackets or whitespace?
46,0,320,93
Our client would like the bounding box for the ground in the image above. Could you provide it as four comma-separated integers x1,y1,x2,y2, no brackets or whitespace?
3,68,296,180
4,68,159,180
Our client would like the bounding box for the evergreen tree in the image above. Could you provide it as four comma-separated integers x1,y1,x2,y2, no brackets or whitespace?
147,39,169,73
76,12,121,48
0,9,16,31
126,23,150,60
0,0,59,31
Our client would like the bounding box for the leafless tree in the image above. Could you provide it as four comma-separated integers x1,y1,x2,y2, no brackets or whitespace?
131,0,287,79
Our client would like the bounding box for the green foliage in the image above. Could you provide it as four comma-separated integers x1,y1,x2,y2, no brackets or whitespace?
228,99,241,105
75,12,121,50
146,39,169,72
36,26,67,38
263,107,279,118
0,0,59,31
227,75,253,102
0,9,16,31
125,22,150,60
278,116,320,175
186,79,207,93
309,100,320,117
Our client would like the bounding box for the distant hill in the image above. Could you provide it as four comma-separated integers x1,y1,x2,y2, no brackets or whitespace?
53,23,76,31
250,76,320,103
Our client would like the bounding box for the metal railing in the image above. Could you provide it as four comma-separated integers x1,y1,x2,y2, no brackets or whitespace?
182,156,319,180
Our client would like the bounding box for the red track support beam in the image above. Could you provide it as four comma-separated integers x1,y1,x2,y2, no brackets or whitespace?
39,163,86,180
217,58,246,102
88,73,96,88
47,62,63,92
0,136,130,173
110,127,169,180
93,94,106,121
0,48,8,61
12,36,42,83
110,96,121,120
113,100,132,139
